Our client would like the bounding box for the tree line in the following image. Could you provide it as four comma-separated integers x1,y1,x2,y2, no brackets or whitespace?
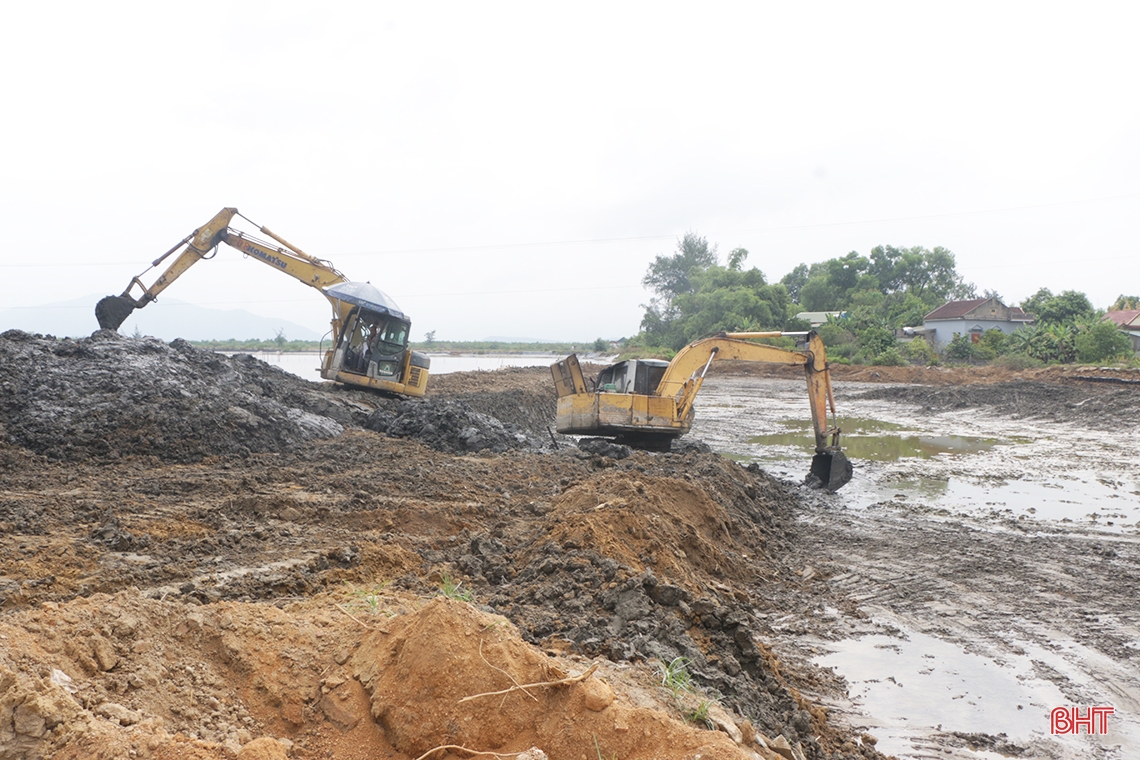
627,233,1136,367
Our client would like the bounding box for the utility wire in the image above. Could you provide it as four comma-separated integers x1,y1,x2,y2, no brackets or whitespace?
2,191,1137,267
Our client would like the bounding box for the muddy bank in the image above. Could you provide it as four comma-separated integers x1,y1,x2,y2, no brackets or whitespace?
0,335,887,760
0,331,550,462
851,379,1140,429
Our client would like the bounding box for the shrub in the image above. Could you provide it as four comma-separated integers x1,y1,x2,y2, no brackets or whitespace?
993,353,1044,371
903,339,937,365
873,347,908,366
944,333,974,363
1075,322,1134,364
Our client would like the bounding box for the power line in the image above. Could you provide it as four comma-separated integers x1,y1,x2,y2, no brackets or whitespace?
2,284,645,310
2,191,1137,267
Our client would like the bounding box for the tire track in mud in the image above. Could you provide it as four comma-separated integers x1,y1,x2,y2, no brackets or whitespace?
794,507,1140,759
692,375,1140,759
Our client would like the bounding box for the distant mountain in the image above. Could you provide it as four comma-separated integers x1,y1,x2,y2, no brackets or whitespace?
0,295,323,342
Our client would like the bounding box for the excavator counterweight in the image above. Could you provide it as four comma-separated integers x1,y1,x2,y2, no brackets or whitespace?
551,331,852,491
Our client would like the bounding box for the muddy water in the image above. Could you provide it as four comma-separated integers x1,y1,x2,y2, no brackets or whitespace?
692,376,1140,760
696,377,1140,533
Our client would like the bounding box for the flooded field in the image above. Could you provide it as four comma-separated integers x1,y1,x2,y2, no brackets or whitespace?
692,375,1140,760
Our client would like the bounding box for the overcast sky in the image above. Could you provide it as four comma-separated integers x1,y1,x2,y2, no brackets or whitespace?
2,2,1137,342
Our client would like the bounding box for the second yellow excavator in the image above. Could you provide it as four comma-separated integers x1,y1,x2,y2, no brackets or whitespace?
96,207,429,397
551,331,852,491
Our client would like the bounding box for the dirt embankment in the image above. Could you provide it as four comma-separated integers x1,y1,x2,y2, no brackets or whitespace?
713,359,1140,387
0,331,885,760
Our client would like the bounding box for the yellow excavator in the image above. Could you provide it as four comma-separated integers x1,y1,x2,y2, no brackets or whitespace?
96,207,430,397
551,331,852,491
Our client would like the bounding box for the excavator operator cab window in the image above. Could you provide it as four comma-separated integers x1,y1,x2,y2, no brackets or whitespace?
340,309,410,376
376,319,409,353
595,359,669,394
637,360,669,395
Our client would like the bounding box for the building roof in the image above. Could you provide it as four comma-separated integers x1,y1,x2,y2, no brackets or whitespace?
923,297,1036,323
1008,306,1034,322
923,298,991,321
795,310,847,324
1104,309,1140,328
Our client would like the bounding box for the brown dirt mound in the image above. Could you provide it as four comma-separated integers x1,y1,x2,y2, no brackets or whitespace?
1,589,774,760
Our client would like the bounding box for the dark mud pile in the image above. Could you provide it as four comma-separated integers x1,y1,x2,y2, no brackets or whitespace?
427,365,559,436
0,331,548,462
852,378,1140,429
364,399,539,454
452,456,824,745
0,330,352,463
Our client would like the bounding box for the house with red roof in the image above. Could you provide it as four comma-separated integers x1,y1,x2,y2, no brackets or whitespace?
1103,310,1140,351
921,297,1035,349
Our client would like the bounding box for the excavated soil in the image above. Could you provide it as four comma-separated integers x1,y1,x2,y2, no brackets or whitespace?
2,330,1136,760
0,330,880,760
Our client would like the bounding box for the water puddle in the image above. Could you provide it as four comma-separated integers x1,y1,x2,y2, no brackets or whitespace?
855,473,1140,530
748,430,999,461
812,625,1080,758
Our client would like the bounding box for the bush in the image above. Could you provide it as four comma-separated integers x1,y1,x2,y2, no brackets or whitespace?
873,347,908,366
903,339,937,365
993,353,1044,370
1075,321,1134,364
856,325,897,356
817,322,857,348
971,341,998,362
944,333,973,363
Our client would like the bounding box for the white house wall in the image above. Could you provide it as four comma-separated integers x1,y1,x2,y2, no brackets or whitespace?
922,318,1029,349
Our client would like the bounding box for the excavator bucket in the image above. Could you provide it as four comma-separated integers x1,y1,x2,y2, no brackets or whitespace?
95,295,137,331
808,448,852,492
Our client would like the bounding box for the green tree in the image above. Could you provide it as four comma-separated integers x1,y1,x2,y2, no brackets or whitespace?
642,232,718,301
1020,289,1094,325
274,328,287,349
593,337,608,352
1075,321,1133,363
1109,294,1140,311
868,245,967,302
781,263,809,303
727,247,749,271
425,330,437,345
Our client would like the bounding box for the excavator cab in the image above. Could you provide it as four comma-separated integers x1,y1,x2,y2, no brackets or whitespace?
320,282,429,396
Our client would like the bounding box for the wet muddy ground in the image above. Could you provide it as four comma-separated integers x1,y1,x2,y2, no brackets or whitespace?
693,374,1140,760
1,330,1137,760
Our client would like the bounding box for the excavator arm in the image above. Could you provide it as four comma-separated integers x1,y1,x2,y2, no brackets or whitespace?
96,207,349,333
660,332,838,453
